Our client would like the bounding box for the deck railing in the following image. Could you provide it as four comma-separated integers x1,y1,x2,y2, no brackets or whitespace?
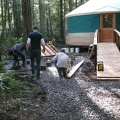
89,29,99,71
94,29,99,71
90,29,120,71
93,29,99,45
114,29,120,50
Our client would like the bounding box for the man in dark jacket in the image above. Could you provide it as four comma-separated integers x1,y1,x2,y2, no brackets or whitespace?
27,27,45,79
8,43,28,69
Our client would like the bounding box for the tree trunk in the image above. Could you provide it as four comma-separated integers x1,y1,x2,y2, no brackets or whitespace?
7,0,12,36
64,0,66,17
75,0,78,7
69,0,73,12
0,0,7,61
13,0,22,39
22,0,32,43
59,0,64,41
31,0,34,26
48,4,53,39
79,0,84,5
39,0,45,34
1,0,7,40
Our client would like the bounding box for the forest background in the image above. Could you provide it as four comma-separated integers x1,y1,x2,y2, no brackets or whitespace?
0,0,89,60
0,1,90,116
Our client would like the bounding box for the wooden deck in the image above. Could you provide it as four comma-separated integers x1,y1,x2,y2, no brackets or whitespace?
97,43,120,80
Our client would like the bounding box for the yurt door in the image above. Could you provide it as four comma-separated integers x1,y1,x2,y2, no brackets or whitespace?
100,14,115,42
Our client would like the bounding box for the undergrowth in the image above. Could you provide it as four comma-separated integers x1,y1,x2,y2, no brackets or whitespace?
0,71,36,99
0,71,37,114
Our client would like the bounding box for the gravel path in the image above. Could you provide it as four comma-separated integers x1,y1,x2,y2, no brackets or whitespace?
34,55,120,120
3,55,120,120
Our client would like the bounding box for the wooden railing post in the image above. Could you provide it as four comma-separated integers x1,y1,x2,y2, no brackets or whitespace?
114,29,120,50
94,45,97,71
94,29,99,71
89,29,99,71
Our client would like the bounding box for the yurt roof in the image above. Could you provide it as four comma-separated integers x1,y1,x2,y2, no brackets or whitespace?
66,0,120,17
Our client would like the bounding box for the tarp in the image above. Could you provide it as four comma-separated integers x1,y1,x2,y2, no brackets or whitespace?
66,0,120,17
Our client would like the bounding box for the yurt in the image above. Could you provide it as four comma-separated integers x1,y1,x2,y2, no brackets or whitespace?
65,0,120,46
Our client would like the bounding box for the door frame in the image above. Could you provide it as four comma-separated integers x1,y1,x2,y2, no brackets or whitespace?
100,13,115,42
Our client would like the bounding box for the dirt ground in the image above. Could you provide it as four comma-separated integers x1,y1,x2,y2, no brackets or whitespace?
0,53,120,120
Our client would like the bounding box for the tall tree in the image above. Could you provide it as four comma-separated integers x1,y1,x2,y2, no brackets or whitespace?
31,0,34,26
1,0,7,40
75,0,78,7
0,0,8,61
59,0,64,41
13,0,22,39
39,0,45,34
7,0,13,36
69,0,73,12
48,2,53,39
22,0,32,43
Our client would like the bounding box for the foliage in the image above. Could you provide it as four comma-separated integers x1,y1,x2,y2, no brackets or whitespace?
6,37,23,44
0,71,36,98
0,0,89,45
1,98,34,112
3,37,23,48
0,71,37,116
0,61,5,73
0,36,23,57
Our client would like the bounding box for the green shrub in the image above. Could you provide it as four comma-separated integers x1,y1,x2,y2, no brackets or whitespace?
0,61,5,73
0,71,36,97
0,72,14,92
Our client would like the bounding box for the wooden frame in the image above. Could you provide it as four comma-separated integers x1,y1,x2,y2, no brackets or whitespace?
100,13,115,42
89,29,99,71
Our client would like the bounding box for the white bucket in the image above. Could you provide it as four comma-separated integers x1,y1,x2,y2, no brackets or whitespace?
70,48,74,53
75,48,79,53
64,48,69,53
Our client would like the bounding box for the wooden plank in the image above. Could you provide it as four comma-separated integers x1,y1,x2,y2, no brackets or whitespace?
41,43,58,57
89,29,98,59
67,60,84,78
97,43,120,80
97,77,120,81
93,29,99,45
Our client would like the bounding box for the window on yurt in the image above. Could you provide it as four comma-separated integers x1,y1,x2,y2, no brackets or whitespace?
103,15,113,28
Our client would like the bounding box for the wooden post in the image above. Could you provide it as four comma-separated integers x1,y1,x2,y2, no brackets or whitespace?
94,45,97,71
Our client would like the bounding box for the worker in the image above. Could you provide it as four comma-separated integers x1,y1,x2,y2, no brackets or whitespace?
8,43,28,69
27,27,45,79
52,48,70,79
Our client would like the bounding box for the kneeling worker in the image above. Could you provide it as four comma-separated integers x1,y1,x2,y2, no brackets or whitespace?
8,43,28,69
52,48,70,78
